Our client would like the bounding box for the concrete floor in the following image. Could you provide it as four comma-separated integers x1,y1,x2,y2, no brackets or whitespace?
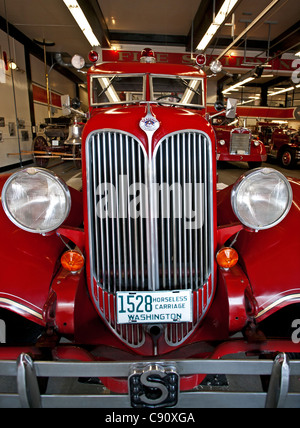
217,159,300,186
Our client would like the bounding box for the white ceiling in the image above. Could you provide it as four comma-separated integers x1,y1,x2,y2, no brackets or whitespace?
0,0,299,91
100,0,201,35
0,0,299,57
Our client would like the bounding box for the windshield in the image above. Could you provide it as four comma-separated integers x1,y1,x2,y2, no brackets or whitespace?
150,75,204,108
90,73,205,108
91,74,146,106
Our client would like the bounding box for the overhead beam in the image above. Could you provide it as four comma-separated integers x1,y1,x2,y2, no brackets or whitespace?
269,20,300,55
186,0,223,52
187,0,242,53
261,75,293,88
109,32,187,46
216,0,282,60
209,37,269,51
77,0,111,48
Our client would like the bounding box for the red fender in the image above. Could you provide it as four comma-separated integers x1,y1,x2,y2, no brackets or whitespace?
217,178,300,322
0,173,83,325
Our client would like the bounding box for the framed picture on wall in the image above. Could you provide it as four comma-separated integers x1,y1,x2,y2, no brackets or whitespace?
8,122,16,136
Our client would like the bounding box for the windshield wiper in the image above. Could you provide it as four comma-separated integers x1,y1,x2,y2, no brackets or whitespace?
176,76,202,97
98,75,116,98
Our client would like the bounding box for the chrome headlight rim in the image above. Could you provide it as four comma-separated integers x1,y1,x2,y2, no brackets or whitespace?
231,167,293,231
1,167,71,234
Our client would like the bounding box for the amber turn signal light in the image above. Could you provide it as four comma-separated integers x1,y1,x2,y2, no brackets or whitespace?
61,250,85,272
216,247,238,269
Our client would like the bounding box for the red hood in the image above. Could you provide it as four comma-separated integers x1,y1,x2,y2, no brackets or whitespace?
82,104,216,154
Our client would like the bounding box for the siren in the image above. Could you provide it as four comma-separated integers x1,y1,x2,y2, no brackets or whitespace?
140,48,156,63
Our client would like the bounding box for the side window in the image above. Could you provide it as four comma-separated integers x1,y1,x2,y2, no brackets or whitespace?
0,319,6,343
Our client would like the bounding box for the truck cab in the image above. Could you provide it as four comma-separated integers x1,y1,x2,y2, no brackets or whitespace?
0,49,299,408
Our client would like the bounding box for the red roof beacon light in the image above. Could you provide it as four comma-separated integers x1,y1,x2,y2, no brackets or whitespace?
88,50,99,63
140,48,156,63
195,54,206,67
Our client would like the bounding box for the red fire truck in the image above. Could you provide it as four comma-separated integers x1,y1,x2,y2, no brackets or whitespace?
0,49,299,408
213,116,267,168
256,122,300,168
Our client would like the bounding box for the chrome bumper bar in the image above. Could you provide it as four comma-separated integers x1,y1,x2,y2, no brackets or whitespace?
0,353,299,408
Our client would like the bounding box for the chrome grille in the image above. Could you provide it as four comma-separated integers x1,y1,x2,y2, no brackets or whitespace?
230,133,251,154
88,131,148,293
86,130,214,347
154,131,213,345
154,132,212,291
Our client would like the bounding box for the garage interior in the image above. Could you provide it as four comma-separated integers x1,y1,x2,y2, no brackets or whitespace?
0,0,300,408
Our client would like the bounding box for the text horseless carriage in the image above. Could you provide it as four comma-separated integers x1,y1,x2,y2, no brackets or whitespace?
0,49,299,408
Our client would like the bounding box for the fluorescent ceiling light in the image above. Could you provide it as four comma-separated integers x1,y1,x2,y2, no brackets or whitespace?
196,0,238,51
268,86,294,96
295,52,300,57
222,77,255,94
63,0,100,47
237,96,260,105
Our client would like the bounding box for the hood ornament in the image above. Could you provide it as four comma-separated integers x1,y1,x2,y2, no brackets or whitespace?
139,103,160,290
139,103,160,134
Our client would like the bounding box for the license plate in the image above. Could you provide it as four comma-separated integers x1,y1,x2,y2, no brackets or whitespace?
116,290,192,324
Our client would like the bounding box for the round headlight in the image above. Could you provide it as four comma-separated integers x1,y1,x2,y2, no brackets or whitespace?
231,168,293,230
1,167,71,233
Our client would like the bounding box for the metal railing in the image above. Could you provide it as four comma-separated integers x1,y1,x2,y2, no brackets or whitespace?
0,353,299,408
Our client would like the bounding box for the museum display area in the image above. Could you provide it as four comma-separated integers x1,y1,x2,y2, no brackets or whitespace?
0,0,299,409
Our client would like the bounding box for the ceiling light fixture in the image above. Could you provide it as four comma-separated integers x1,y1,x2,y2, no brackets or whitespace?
8,61,17,70
63,0,100,47
222,77,255,94
196,0,238,51
237,96,260,106
268,86,300,97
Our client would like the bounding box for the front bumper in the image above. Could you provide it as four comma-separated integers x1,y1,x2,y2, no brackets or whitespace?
0,341,300,408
